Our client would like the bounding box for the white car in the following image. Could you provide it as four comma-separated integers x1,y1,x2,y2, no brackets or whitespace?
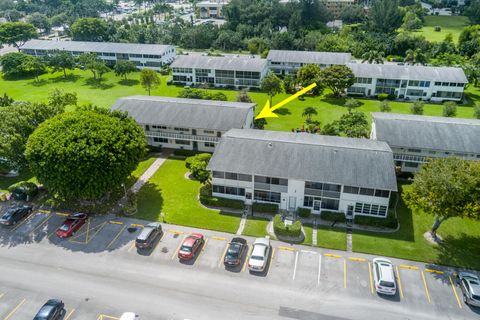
372,258,397,295
248,237,271,272
120,313,139,320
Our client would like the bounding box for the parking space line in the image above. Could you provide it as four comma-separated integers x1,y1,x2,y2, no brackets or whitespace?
421,271,431,303
400,265,419,270
196,238,209,261
105,225,127,250
343,258,347,288
131,223,144,228
109,220,123,225
324,253,342,259
171,235,186,260
317,255,322,285
242,245,252,273
97,315,119,320
278,246,295,251
218,242,229,267
348,257,367,262
211,236,226,241
425,268,444,275
168,229,184,234
12,211,41,231
64,309,75,320
127,241,136,253
368,262,374,294
4,298,26,320
0,293,4,299
55,212,70,217
30,215,53,234
70,221,107,244
395,266,404,299
449,275,462,308
38,209,51,214
265,248,275,276
292,251,299,280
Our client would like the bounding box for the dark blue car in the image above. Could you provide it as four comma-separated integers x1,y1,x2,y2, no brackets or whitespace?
33,299,65,320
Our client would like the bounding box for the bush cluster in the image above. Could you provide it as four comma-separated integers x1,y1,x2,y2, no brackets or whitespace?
252,202,279,213
8,181,38,196
273,214,302,238
354,211,398,229
173,149,206,157
297,207,311,218
178,88,227,101
200,195,244,210
320,210,346,223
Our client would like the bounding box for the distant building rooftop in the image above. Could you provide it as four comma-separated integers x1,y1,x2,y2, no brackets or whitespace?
267,50,352,65
172,54,268,72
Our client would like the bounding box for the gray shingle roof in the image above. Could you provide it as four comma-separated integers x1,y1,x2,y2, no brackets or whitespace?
171,54,268,72
267,50,352,65
208,129,398,191
21,39,174,55
372,113,480,154
110,96,255,131
347,63,468,83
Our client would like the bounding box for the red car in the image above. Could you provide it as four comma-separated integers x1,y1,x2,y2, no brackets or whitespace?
55,213,88,238
178,233,204,260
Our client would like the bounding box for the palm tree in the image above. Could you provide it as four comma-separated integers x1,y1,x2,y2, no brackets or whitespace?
302,106,318,122
361,50,385,64
404,48,428,65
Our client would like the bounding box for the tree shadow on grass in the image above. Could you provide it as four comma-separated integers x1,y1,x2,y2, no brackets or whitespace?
29,79,48,87
275,107,291,115
118,79,139,86
134,181,164,222
320,94,357,108
84,78,115,90
434,233,480,270
49,74,81,83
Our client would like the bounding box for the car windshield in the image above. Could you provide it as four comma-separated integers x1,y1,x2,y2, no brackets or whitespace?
379,280,395,288
59,224,70,231
36,305,54,317
251,255,264,261
180,245,192,252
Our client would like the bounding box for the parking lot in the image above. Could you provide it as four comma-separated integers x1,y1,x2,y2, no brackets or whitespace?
0,208,479,319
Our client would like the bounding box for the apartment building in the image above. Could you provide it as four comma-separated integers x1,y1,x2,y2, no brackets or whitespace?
266,50,352,75
197,0,228,18
321,0,360,17
371,113,480,172
171,54,268,88
20,40,176,70
346,63,468,102
110,96,255,152
208,129,397,217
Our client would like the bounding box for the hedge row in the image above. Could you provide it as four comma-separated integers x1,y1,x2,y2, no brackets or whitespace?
273,214,302,238
297,207,311,218
252,202,279,213
354,211,398,229
320,210,346,223
199,195,244,210
8,181,38,196
173,149,211,157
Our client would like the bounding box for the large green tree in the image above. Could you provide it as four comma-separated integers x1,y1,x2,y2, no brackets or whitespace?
140,69,161,96
369,0,403,34
296,64,323,95
25,110,147,200
464,0,480,24
27,13,51,33
260,71,283,105
47,51,76,78
403,158,480,239
336,111,369,138
319,65,355,97
0,51,35,76
114,60,137,80
79,53,109,81
70,18,108,42
0,22,37,51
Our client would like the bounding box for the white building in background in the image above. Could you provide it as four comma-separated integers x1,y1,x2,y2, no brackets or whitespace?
208,129,397,217
266,50,352,76
110,96,255,152
196,0,228,19
371,113,480,173
20,40,176,70
171,54,268,88
346,63,468,102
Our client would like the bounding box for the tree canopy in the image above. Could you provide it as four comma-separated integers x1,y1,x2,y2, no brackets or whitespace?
70,18,109,42
25,109,147,200
140,69,161,96
319,65,355,97
0,22,37,50
260,71,283,104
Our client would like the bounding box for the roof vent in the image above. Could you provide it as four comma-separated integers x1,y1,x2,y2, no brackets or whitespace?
267,142,273,148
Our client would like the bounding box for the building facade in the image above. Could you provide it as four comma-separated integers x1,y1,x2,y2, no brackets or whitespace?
197,0,228,18
266,50,352,76
111,96,255,152
208,129,397,218
20,40,176,70
346,63,468,102
371,113,480,172
321,0,360,18
171,54,268,88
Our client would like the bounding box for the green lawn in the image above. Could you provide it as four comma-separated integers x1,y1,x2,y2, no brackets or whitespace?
317,225,347,251
134,158,241,233
352,183,480,270
1,69,478,134
417,15,469,43
242,216,271,238
125,155,157,189
0,169,37,193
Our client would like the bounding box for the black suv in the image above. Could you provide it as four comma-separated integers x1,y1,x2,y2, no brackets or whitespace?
0,205,33,226
135,222,163,249
224,237,247,267
33,299,65,320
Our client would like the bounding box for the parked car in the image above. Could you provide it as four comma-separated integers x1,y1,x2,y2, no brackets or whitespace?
457,272,480,307
135,222,163,249
33,299,65,320
10,183,38,201
178,233,204,260
248,237,271,272
372,257,397,295
55,213,88,238
224,237,247,267
119,312,139,320
0,205,32,226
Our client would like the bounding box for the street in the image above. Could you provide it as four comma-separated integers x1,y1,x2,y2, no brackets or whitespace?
0,208,478,319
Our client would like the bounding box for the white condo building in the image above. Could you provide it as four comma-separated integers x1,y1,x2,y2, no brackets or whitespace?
111,96,255,152
371,113,480,172
20,40,176,70
208,129,397,218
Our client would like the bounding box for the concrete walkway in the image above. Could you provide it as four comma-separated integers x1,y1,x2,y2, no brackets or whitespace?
236,205,251,235
130,154,169,193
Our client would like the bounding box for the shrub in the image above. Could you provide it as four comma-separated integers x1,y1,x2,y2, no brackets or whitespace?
8,181,38,195
173,149,207,157
377,93,389,101
252,202,279,213
320,210,346,223
297,207,311,218
442,101,457,117
185,153,211,169
199,195,244,209
273,214,302,238
410,101,424,115
434,26,441,32
210,92,227,101
379,100,391,112
354,211,398,229
474,104,480,119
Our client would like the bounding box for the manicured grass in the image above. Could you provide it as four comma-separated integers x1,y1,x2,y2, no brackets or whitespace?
242,216,271,238
417,15,469,43
352,183,480,270
125,155,157,189
135,158,241,233
0,169,37,193
302,224,313,246
317,225,347,251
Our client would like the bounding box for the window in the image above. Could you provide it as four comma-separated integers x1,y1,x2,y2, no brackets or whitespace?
355,77,372,84
204,142,215,148
406,89,424,97
254,190,281,203
404,162,419,168
204,130,215,134
324,183,341,192
359,188,375,196
175,140,190,145
212,171,224,178
362,204,371,214
213,185,245,196
255,176,287,186
354,202,387,216
304,196,314,207
374,190,390,198
321,198,339,210
407,149,421,153
153,137,168,143
213,185,224,193
152,125,167,130
215,70,234,78
174,127,190,132
436,91,463,99
344,186,359,194
225,172,238,180
238,174,252,182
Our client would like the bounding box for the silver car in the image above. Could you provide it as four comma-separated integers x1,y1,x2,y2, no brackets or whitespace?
372,257,397,295
248,237,271,272
458,272,480,307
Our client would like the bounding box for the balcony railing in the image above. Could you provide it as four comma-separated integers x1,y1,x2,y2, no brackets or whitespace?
145,130,220,143
393,153,428,163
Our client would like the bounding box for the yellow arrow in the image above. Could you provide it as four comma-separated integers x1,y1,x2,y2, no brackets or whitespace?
255,83,317,120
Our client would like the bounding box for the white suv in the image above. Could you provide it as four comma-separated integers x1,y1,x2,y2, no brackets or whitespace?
120,313,139,320
372,258,397,295
248,237,271,272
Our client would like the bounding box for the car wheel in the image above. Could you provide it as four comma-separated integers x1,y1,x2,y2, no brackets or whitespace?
464,295,468,305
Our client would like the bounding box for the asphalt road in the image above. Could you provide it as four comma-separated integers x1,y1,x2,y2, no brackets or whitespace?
0,209,478,320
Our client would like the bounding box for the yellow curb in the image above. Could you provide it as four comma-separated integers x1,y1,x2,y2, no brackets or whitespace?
55,212,70,217
324,253,342,259
211,236,226,241
130,223,144,228
425,268,444,275
38,209,51,214
348,257,367,262
109,220,124,225
400,265,419,270
278,246,295,251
